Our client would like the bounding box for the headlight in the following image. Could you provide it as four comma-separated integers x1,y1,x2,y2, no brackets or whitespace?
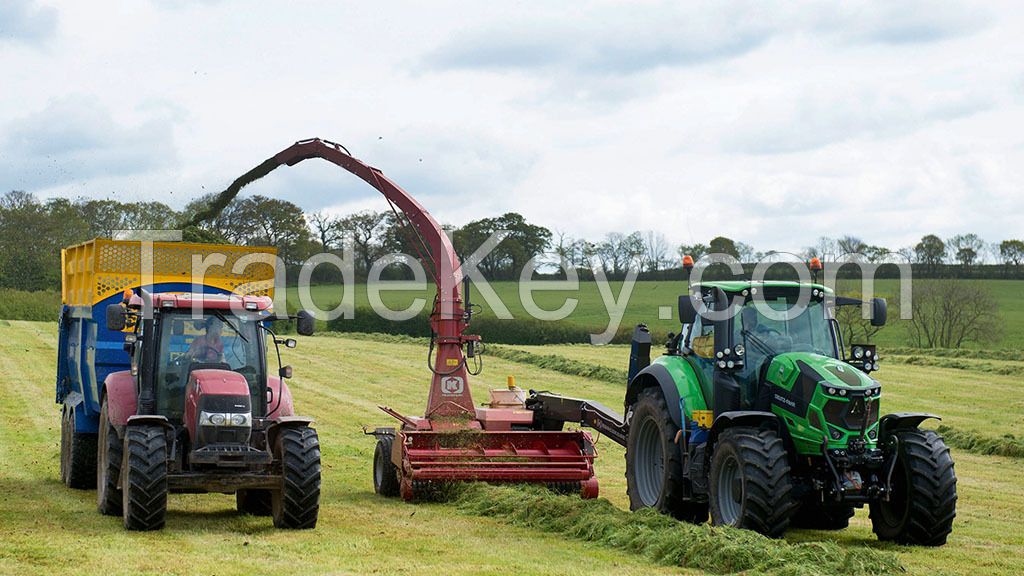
853,346,864,359
199,411,251,427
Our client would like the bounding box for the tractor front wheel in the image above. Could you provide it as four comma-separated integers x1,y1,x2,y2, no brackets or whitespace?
625,387,708,523
709,427,796,538
272,426,321,529
96,399,123,516
121,425,168,531
373,435,400,497
60,404,97,489
870,429,957,546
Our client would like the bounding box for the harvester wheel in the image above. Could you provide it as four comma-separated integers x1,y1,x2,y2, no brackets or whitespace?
121,425,168,531
373,435,400,497
870,429,957,546
709,427,796,538
791,500,854,530
625,387,708,523
60,404,97,489
236,490,273,516
96,399,123,516
272,426,321,529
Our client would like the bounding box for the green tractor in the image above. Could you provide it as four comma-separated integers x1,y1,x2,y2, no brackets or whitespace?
528,279,957,544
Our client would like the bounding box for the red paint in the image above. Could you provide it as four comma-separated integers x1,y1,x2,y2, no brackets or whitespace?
183,369,251,440
103,370,138,426
266,376,294,419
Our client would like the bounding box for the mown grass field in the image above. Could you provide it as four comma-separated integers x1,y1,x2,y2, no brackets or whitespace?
1,320,1022,575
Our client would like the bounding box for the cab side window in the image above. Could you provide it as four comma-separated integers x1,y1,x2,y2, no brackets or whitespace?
689,316,715,358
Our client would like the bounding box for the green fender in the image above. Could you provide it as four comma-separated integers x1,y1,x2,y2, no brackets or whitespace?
625,355,709,428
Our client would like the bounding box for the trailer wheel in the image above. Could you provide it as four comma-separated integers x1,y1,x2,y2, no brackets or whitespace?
60,404,97,489
870,429,957,546
373,435,400,497
625,387,708,523
236,490,273,516
121,425,168,531
96,399,123,516
272,426,321,529
709,427,796,538
791,500,854,530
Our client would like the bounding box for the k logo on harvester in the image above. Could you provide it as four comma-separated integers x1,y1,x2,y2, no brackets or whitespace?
441,376,464,395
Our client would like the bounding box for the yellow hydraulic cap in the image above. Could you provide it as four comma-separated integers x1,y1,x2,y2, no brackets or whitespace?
507,375,516,389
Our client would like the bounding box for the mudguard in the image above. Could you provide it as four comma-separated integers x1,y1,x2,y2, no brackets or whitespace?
625,363,683,429
266,376,295,419
879,412,941,440
708,410,782,446
126,414,174,430
266,416,315,449
103,370,138,427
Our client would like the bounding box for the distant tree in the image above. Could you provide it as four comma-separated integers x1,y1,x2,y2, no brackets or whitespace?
908,281,1001,348
837,235,867,258
641,231,671,272
308,211,343,251
678,243,709,262
735,241,759,264
835,292,886,344
452,213,551,280
999,239,1024,277
338,210,387,276
947,233,985,272
914,235,946,275
708,236,740,259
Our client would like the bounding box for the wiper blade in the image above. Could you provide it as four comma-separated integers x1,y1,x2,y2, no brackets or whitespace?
214,311,249,343
742,329,775,356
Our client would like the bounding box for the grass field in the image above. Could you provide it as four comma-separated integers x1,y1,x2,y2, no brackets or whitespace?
1,321,1023,575
286,279,1024,349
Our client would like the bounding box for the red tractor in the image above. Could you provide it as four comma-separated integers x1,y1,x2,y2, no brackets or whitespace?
99,290,320,530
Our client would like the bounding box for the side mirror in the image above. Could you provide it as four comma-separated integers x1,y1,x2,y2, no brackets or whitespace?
106,304,126,331
678,294,698,324
279,365,293,379
871,298,887,327
296,310,315,336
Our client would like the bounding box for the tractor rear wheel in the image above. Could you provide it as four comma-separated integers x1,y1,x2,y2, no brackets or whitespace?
373,435,400,497
709,427,796,538
121,425,168,531
60,404,97,489
870,429,957,546
791,499,854,530
625,387,708,523
236,490,273,516
96,399,123,516
272,427,321,529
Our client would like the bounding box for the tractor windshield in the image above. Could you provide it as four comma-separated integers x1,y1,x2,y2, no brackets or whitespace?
735,298,838,361
156,312,263,420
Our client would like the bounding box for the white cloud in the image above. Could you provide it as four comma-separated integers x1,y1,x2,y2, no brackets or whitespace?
0,0,56,44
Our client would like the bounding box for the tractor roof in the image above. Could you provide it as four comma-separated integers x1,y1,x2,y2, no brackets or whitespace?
693,280,833,294
127,292,274,312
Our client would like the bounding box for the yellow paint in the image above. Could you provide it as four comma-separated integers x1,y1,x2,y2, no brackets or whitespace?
446,358,460,367
692,410,714,429
61,238,278,306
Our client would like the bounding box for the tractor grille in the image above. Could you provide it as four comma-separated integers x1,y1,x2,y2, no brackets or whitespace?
822,395,878,432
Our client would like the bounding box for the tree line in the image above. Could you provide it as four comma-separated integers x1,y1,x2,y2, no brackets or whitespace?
2,189,1023,291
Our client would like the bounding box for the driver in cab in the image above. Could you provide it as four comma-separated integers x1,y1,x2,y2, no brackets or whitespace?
187,317,225,363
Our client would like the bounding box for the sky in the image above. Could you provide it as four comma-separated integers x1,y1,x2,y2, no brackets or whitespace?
1,0,1021,256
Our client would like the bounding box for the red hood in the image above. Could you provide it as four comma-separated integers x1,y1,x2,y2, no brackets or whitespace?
191,369,250,397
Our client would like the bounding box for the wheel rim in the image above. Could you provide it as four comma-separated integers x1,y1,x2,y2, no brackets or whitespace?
633,417,664,506
373,447,383,489
716,454,743,525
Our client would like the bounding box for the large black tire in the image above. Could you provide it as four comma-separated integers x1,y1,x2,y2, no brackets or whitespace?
96,399,123,516
791,499,855,530
272,427,321,529
60,404,97,489
236,490,273,516
373,435,400,497
625,387,708,523
870,429,957,546
121,426,168,531
709,427,797,538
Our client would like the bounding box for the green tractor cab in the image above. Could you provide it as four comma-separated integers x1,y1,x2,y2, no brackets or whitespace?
528,279,957,544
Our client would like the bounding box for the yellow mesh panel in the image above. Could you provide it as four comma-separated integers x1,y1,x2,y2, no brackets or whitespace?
61,239,277,306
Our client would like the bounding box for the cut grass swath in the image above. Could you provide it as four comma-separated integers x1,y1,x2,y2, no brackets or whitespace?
937,425,1024,459
447,484,902,576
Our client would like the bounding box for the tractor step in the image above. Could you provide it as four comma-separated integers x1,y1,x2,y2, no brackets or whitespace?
397,430,599,500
